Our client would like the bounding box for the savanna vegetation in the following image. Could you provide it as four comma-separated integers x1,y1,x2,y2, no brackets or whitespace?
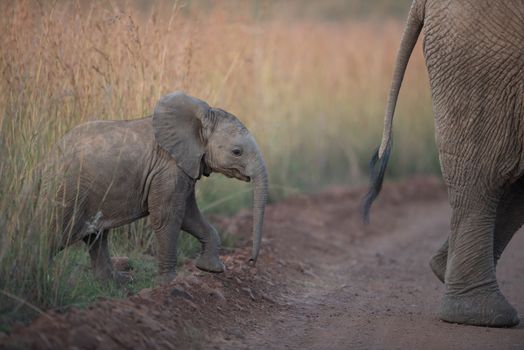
0,0,437,329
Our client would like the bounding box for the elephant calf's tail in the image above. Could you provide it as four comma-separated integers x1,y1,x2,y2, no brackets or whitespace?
362,1,424,224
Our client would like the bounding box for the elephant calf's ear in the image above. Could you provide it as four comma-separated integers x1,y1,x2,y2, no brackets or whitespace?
153,92,209,179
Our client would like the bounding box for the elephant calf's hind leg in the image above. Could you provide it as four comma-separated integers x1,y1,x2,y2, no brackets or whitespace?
84,230,129,284
84,230,114,280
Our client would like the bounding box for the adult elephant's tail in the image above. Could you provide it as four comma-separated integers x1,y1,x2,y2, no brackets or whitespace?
362,1,425,223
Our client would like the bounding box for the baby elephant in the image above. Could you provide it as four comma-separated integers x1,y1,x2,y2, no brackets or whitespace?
47,92,268,284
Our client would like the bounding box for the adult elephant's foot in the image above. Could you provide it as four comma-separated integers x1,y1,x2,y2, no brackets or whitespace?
196,254,225,273
440,290,520,327
156,271,177,286
429,253,446,284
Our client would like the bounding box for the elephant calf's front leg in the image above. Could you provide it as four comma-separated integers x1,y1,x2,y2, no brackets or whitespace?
148,170,191,285
182,190,225,273
152,222,181,285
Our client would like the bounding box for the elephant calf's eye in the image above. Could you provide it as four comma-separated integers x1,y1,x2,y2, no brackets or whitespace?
232,148,242,157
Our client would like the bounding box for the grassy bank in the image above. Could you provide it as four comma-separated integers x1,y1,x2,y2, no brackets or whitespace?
0,1,437,328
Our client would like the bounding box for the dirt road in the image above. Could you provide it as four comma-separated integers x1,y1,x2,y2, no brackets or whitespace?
2,177,524,349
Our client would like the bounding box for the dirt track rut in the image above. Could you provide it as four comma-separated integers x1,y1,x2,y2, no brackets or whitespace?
244,201,524,350
2,177,524,349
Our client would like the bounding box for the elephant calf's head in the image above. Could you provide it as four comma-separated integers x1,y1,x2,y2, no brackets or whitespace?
153,91,268,263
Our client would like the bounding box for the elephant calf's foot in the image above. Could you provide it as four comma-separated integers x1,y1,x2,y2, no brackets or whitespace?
440,290,520,327
429,254,446,284
196,254,225,273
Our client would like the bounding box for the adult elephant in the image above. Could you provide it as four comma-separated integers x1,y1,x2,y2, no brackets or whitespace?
363,1,524,327
44,92,268,285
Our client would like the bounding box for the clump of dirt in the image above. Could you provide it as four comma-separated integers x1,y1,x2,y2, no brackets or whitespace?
1,177,449,349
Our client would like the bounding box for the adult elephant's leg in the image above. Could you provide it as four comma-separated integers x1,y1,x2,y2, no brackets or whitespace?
493,176,524,263
429,238,448,283
440,187,519,327
430,176,524,284
181,189,224,273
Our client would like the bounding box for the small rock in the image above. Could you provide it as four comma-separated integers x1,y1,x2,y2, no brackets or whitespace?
171,288,193,300
241,287,256,301
210,289,226,301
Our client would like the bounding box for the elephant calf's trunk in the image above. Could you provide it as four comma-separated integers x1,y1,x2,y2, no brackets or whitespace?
249,163,268,263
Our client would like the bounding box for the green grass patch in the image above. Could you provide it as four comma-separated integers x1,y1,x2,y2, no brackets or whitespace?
0,230,236,330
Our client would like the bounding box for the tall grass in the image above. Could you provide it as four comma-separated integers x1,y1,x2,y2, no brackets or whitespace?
0,1,437,327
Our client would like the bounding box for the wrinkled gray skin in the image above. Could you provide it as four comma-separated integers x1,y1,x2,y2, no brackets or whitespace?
48,92,268,285
364,1,524,327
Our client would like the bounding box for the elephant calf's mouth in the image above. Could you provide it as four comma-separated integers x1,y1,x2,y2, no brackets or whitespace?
234,174,250,182
223,169,250,182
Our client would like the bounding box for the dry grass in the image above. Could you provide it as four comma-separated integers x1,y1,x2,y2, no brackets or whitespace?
0,0,437,327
